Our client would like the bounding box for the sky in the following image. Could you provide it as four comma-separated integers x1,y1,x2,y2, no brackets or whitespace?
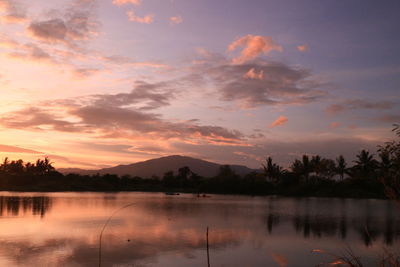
0,0,399,169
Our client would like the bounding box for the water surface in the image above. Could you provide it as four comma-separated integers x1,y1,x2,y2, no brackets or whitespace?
0,192,398,266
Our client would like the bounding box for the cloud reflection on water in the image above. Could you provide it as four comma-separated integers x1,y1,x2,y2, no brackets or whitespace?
0,193,398,267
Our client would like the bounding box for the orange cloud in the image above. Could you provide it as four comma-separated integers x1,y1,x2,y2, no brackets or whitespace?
0,0,27,24
112,0,141,6
330,122,340,128
271,253,288,267
0,144,41,154
169,16,183,25
0,34,18,48
270,116,288,127
0,1,7,12
243,68,264,80
127,11,154,24
228,35,283,64
297,44,308,52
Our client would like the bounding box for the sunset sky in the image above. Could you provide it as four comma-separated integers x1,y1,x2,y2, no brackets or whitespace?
0,0,399,169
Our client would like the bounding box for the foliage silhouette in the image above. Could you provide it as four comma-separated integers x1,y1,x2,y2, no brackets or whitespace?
0,125,399,200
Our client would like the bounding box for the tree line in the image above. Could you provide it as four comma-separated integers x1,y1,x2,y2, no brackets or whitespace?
0,125,399,199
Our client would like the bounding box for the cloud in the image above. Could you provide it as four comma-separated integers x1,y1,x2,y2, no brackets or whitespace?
270,116,288,128
7,43,53,63
91,80,174,110
330,122,340,128
100,54,169,68
243,68,264,80
112,0,141,6
0,0,27,24
1,107,78,132
193,59,325,108
326,99,394,114
72,68,101,78
27,1,98,48
375,114,400,123
227,35,283,64
0,82,244,145
271,253,288,267
0,144,42,154
297,44,308,52
127,11,154,24
169,16,182,25
0,34,19,48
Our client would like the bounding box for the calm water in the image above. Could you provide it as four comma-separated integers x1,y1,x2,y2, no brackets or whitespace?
0,192,398,267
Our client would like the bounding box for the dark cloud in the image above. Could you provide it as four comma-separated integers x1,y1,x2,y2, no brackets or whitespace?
1,107,78,132
72,67,101,78
7,43,53,62
0,83,244,143
71,105,243,141
189,55,325,108
27,0,97,48
326,99,394,114
92,80,175,110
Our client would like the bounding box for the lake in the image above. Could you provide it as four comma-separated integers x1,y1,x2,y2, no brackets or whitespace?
0,192,398,267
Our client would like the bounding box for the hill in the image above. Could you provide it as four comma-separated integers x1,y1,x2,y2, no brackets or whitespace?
58,155,259,178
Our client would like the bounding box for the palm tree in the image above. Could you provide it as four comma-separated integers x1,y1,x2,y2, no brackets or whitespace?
335,155,347,180
1,157,9,173
263,157,275,181
290,155,312,181
8,159,24,174
302,155,312,179
311,155,322,176
320,158,336,179
35,157,55,175
378,151,392,178
263,157,285,184
352,150,378,179
378,124,400,201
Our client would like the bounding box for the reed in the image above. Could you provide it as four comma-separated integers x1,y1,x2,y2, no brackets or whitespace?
98,202,137,267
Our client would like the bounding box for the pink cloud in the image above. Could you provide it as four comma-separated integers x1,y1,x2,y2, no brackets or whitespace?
325,99,394,114
270,116,288,128
330,122,340,128
127,11,154,24
297,44,308,52
169,16,183,25
228,35,283,64
243,68,264,80
112,0,141,6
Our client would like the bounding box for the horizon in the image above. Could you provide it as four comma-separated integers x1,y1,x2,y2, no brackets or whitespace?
1,0,399,169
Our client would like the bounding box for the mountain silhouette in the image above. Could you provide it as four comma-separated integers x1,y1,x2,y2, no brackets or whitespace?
58,155,258,178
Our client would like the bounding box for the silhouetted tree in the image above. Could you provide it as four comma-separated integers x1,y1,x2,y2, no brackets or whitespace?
335,155,347,180
263,157,285,184
352,150,378,179
162,171,175,187
378,124,400,201
311,155,322,176
291,155,312,181
319,158,336,179
178,166,191,179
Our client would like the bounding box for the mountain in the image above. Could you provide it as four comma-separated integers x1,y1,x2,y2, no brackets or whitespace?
58,155,259,178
